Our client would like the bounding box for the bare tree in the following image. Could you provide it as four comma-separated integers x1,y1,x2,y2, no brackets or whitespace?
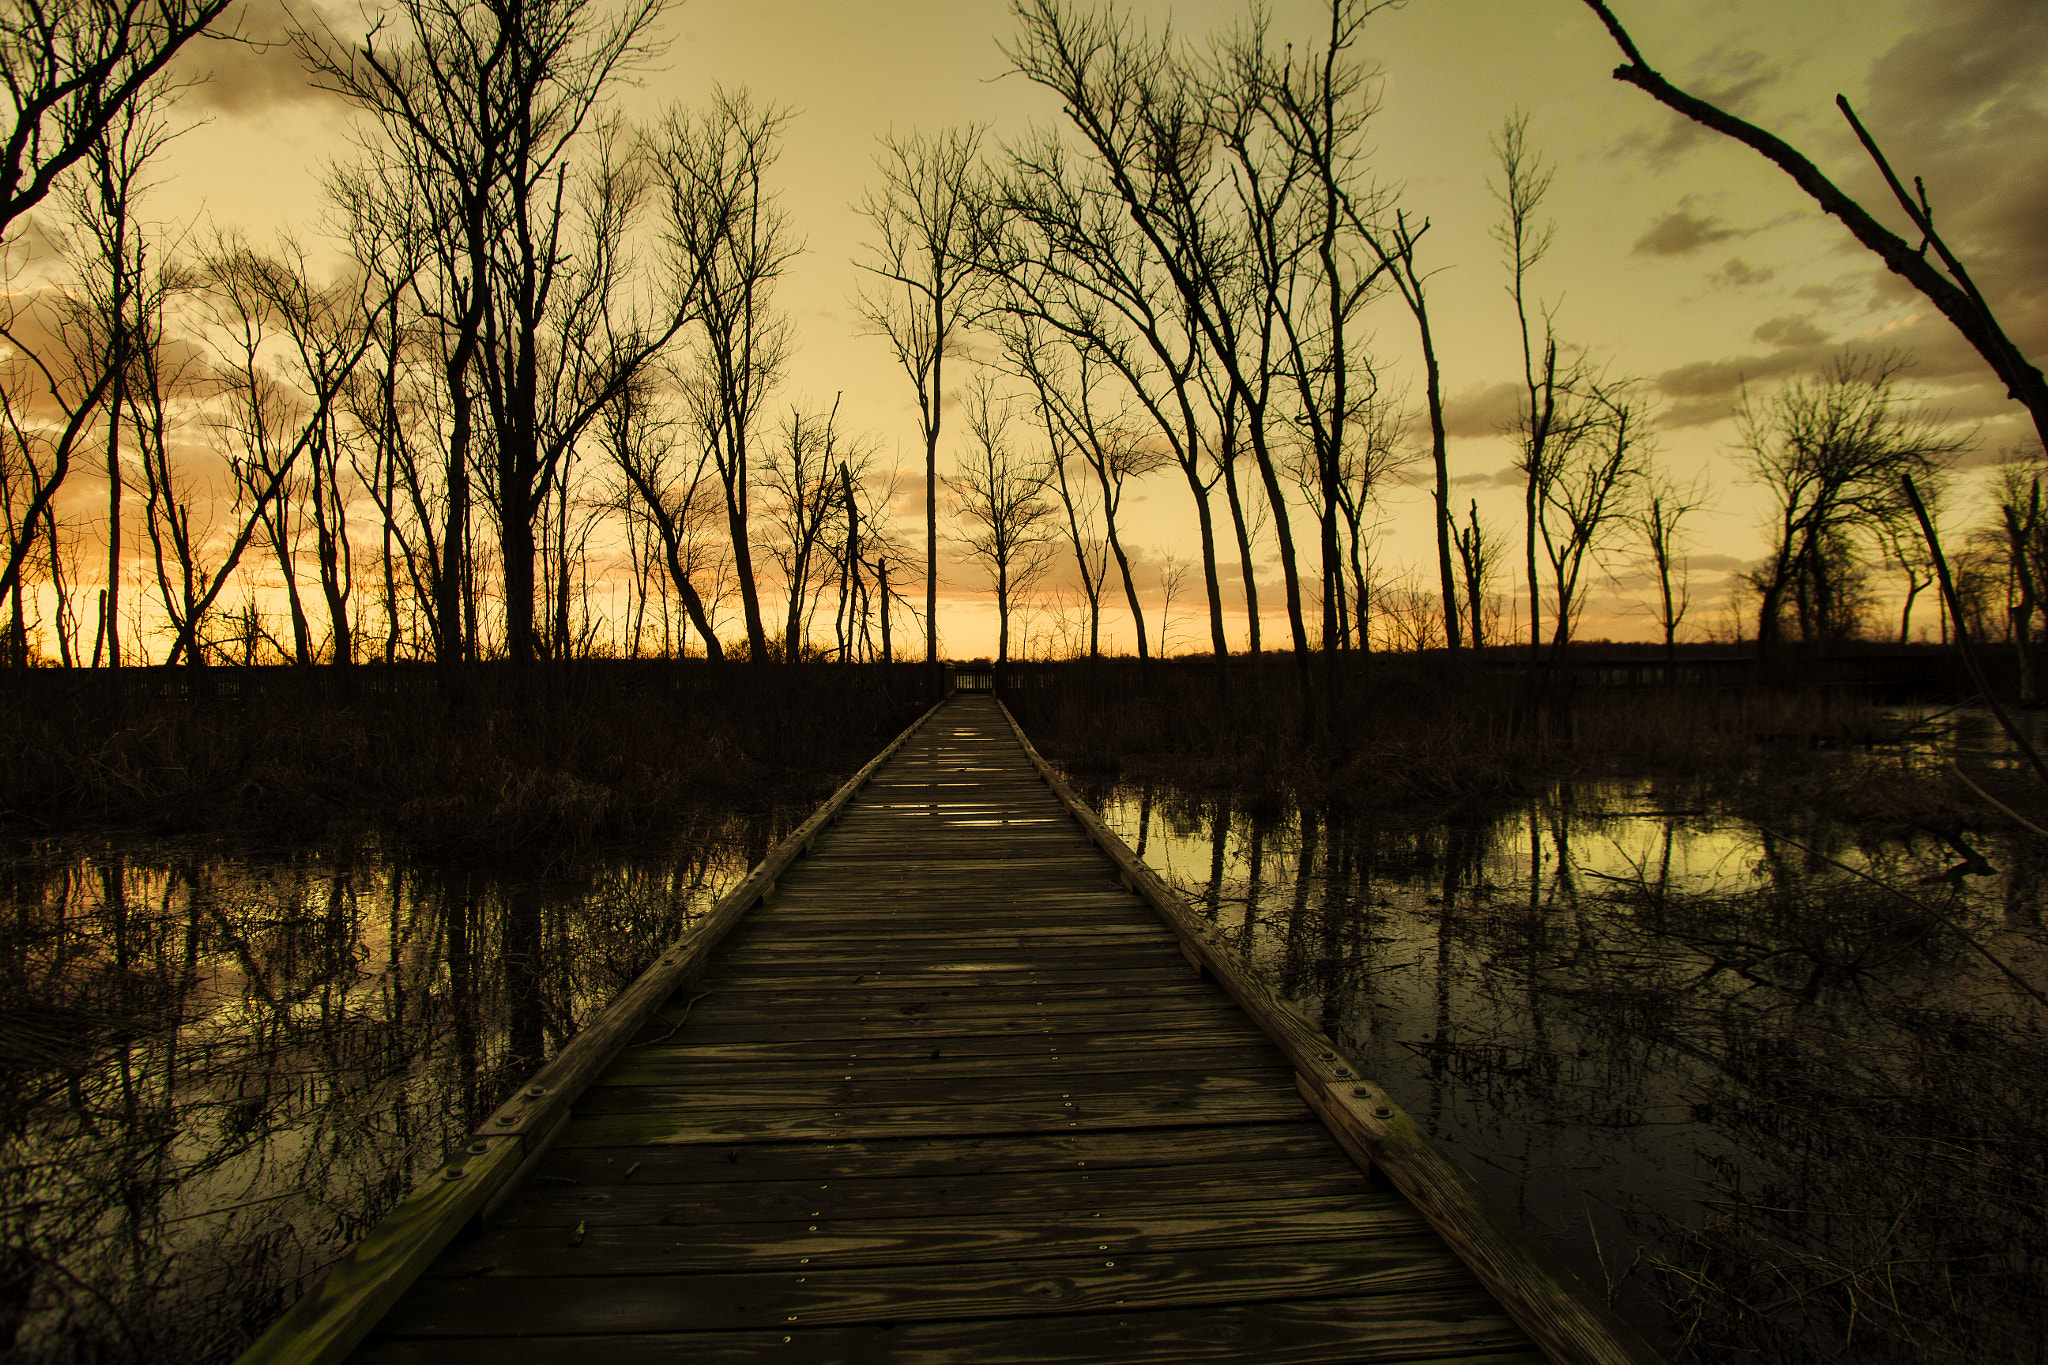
598,367,723,658
1352,209,1458,649
1493,112,1561,657
759,396,871,660
1492,113,1650,658
1637,469,1708,663
986,116,1239,665
52,81,174,666
0,0,230,240
1540,384,1649,653
1005,0,1317,701
1235,0,1401,665
1742,354,1967,650
659,88,796,663
854,124,991,683
1453,498,1502,651
952,375,1056,666
0,255,127,626
180,236,388,665
1156,551,1192,656
303,0,690,665
999,318,1109,656
1991,452,2047,703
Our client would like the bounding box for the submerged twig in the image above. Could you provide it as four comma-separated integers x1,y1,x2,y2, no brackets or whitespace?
1759,826,2048,1012
1947,759,2048,840
629,992,710,1048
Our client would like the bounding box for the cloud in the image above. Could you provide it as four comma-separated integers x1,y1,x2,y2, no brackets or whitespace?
1613,45,1785,169
1792,276,1870,310
1441,381,1522,438
1655,347,1825,402
1753,314,1833,347
1827,0,2048,428
1451,466,1520,488
1710,257,1774,288
1632,207,1744,257
168,0,350,118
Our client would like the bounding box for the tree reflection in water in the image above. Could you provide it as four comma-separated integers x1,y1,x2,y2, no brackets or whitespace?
1090,775,2048,1364
0,828,757,1362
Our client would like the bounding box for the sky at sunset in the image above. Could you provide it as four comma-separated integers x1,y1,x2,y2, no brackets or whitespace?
102,0,2048,656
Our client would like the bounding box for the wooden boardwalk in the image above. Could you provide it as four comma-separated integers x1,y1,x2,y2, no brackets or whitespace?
247,693,1658,1365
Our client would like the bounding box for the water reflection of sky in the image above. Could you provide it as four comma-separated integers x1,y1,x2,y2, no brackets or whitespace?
1084,764,2048,1360
0,831,763,1364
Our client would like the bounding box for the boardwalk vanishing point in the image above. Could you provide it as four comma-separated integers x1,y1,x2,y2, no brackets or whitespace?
242,692,1663,1365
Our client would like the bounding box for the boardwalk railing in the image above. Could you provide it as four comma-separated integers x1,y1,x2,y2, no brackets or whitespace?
235,698,946,1365
996,700,1662,1365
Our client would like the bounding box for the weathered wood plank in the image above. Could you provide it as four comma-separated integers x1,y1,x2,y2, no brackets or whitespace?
427,1202,1426,1275
536,1123,1352,1181
556,1086,1310,1144
374,1236,1476,1336
600,1046,1288,1086
356,1296,1542,1365
577,1068,1294,1112
491,1161,1378,1227
670,996,1245,1030
608,1025,1290,1064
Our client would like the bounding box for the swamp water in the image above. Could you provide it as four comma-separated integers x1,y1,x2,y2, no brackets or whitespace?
8,708,2046,1365
1081,710,2048,1364
0,823,772,1363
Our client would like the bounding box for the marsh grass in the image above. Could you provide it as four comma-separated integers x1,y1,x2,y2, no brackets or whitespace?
0,661,929,854
1006,655,1889,813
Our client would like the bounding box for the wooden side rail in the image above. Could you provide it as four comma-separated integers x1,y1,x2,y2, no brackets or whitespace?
997,700,1664,1365
235,697,946,1365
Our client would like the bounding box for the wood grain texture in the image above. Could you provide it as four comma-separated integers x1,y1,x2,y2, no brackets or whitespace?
355,1295,1542,1365
321,694,1659,1365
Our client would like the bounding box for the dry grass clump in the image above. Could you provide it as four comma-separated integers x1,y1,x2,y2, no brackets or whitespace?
0,662,929,854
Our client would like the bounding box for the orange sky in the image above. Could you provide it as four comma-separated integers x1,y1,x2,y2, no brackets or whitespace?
33,0,2046,658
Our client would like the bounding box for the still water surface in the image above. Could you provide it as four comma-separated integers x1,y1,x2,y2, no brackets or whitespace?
0,822,772,1363
1080,720,2048,1363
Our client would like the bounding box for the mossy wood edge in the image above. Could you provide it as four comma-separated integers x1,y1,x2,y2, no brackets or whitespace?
995,699,1665,1365
233,696,947,1365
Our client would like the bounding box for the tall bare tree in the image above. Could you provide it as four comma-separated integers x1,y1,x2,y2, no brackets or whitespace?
1637,469,1707,663
952,375,1056,667
1493,112,1562,658
54,82,173,666
1453,498,1502,651
659,88,796,663
1991,452,2047,703
759,396,872,660
854,124,991,684
598,367,723,658
304,0,691,665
